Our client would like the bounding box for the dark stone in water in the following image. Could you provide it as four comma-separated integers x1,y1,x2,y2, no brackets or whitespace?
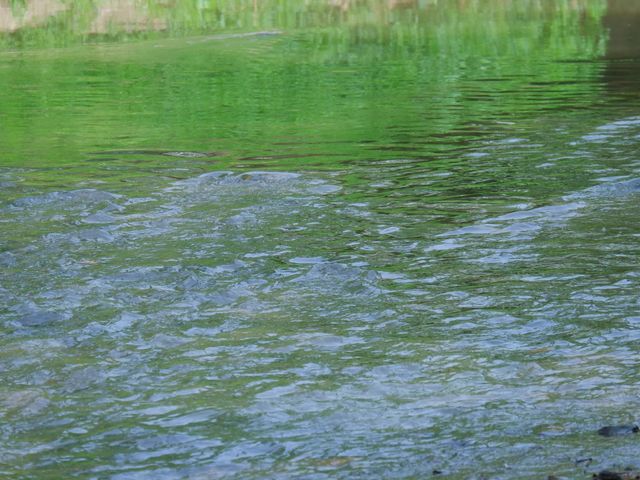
597,425,639,437
593,470,640,480
594,472,623,480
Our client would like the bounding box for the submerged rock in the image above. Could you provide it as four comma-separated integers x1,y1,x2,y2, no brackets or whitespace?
82,211,117,224
2,389,49,416
0,251,16,267
18,311,63,327
593,470,640,480
597,425,639,437
64,366,103,392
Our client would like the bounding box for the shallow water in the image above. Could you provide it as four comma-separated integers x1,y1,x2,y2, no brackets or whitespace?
1,1,640,479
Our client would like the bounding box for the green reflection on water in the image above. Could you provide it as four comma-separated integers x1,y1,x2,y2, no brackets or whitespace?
0,0,608,188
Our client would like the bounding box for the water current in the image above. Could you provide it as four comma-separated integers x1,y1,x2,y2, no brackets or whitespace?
1,1,640,479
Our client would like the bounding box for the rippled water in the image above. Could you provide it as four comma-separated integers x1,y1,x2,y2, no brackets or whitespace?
2,1,640,479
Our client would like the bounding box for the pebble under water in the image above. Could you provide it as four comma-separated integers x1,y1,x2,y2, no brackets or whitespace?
2,3,640,479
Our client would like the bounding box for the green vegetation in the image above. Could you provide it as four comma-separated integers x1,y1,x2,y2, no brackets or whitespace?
1,0,607,50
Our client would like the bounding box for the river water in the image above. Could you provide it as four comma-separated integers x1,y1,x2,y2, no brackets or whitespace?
1,1,639,479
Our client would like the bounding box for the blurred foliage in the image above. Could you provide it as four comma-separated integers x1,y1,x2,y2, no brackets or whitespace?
0,0,607,51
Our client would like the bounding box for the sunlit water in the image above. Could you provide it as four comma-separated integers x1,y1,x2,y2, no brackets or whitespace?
1,2,640,479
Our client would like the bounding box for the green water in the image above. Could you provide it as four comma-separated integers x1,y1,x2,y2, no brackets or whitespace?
1,1,640,478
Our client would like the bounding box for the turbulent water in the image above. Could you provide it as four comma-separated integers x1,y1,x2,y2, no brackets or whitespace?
1,1,640,479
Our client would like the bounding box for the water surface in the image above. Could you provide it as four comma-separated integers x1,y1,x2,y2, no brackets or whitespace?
1,1,640,479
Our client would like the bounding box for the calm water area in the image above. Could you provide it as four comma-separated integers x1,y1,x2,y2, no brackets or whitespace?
1,1,640,478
